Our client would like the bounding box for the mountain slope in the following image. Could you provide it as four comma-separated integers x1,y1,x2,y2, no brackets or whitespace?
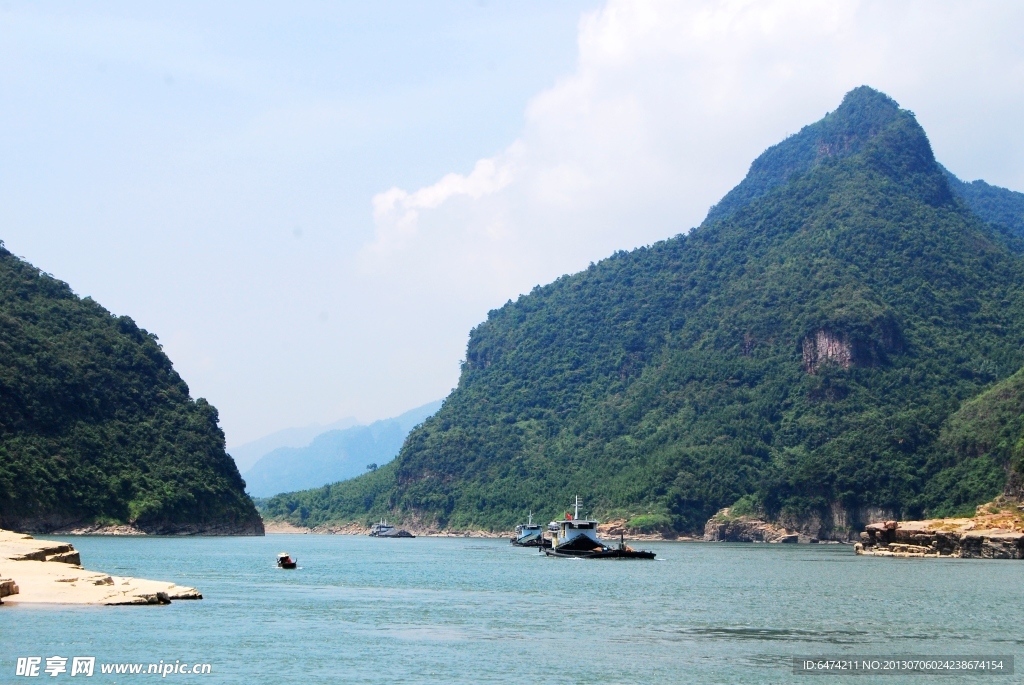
265,87,1024,537
942,167,1024,244
0,246,262,534
243,400,442,497
919,365,1024,517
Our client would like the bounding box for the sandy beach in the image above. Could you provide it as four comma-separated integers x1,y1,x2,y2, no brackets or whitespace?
0,529,202,605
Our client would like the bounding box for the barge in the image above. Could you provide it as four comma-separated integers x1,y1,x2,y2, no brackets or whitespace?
543,497,655,560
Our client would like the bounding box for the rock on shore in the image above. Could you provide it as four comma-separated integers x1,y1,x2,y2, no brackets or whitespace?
703,509,804,543
855,504,1024,559
0,529,202,605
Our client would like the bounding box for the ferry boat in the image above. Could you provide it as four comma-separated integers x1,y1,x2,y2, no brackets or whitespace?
510,512,549,547
369,519,415,538
369,519,394,536
543,497,655,559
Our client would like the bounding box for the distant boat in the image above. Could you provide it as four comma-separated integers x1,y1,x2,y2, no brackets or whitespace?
369,519,415,538
510,511,549,547
276,552,297,569
543,497,655,560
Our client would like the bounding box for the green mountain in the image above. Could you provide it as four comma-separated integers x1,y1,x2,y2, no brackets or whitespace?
921,365,1024,516
264,87,1024,538
942,167,1024,246
0,246,262,534
243,400,442,497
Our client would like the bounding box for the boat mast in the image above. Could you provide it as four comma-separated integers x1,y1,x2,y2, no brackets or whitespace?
574,496,580,521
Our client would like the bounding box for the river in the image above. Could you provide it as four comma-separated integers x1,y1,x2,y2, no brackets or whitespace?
3,535,1022,683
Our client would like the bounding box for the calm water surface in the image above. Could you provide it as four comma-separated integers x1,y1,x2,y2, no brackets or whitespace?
2,536,1022,684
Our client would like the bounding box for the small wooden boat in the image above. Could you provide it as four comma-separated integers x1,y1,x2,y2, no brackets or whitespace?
276,552,297,569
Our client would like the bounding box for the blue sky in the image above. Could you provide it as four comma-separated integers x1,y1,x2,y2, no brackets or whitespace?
2,1,1023,447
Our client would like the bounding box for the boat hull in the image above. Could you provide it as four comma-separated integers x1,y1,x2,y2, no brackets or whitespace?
543,547,655,559
510,536,551,548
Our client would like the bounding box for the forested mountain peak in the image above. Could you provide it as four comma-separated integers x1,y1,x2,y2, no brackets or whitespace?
705,86,942,224
265,88,1024,538
0,246,262,534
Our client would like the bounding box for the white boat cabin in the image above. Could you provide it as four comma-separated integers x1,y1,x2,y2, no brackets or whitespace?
514,511,543,542
549,497,604,550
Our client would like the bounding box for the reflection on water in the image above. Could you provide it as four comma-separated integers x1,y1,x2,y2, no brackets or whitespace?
2,537,1022,684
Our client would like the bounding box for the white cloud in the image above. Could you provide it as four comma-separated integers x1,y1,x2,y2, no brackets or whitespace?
359,0,1024,314
9,1,1023,444
366,150,518,258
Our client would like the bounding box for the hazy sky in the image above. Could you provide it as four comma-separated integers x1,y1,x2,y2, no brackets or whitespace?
2,1,1023,447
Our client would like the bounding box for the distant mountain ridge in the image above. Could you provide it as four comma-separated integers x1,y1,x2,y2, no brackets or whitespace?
229,416,359,473
243,400,442,497
941,167,1024,245
263,87,1024,538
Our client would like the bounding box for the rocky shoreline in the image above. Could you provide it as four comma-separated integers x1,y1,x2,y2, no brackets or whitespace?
0,529,203,605
698,499,1024,559
264,518,699,541
44,522,264,536
266,520,519,538
854,501,1024,559
1,514,264,536
703,508,822,543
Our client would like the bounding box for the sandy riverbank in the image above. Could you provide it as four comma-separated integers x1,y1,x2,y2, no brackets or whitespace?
0,529,202,605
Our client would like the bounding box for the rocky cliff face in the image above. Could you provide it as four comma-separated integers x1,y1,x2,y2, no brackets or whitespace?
704,503,896,543
801,330,853,373
703,509,801,543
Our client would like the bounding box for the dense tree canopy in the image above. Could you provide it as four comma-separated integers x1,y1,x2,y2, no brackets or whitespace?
0,246,261,533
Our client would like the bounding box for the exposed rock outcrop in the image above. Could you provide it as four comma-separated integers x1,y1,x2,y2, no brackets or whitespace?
777,503,895,542
703,504,896,543
801,316,903,375
0,577,18,603
704,509,804,543
802,330,853,373
0,529,203,604
5,539,81,565
855,500,1024,559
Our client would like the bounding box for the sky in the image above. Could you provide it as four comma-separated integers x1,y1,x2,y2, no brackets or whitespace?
2,1,1023,448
